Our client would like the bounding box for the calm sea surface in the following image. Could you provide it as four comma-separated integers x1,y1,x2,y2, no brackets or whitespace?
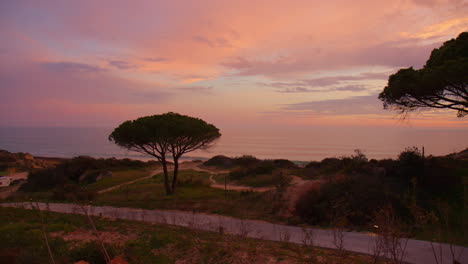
0,126,466,162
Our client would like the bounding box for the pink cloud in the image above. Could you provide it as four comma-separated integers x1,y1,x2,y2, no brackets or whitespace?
1,0,467,128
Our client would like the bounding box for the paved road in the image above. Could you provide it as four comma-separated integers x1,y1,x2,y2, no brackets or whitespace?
1,202,466,264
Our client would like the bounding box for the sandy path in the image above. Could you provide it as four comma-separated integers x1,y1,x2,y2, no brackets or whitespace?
2,202,465,264
97,168,165,194
181,162,276,192
98,161,320,196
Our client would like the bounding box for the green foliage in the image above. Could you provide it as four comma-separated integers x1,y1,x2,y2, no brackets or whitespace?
68,242,115,264
234,155,261,167
153,170,211,187
296,147,466,230
271,159,297,168
203,155,235,168
21,156,152,192
379,32,468,117
225,159,295,187
205,155,297,170
124,239,174,264
52,184,96,201
304,149,371,177
21,167,71,192
109,112,221,194
0,214,70,264
3,207,371,264
94,175,276,220
296,174,395,226
85,168,151,192
237,172,292,188
229,161,275,180
109,112,221,156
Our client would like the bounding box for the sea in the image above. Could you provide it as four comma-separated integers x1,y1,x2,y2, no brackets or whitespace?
0,126,466,163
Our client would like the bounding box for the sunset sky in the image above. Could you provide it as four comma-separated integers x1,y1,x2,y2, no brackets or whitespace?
1,0,468,130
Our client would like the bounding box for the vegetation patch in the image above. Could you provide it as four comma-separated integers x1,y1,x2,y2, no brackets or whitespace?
0,207,388,264
85,168,153,192
296,147,468,246
152,169,211,187
17,156,157,202
94,175,277,220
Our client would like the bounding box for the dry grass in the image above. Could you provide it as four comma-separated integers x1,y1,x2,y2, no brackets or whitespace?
0,206,388,264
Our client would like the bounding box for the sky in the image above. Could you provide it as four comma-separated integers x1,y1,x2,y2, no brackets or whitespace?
1,0,468,131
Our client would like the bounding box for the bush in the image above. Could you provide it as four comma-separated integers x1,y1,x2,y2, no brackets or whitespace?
296,146,467,231
68,242,116,264
228,161,275,181
234,155,260,167
177,175,210,187
272,159,297,168
228,169,248,180
52,184,95,201
21,156,152,192
305,158,344,175
203,155,235,168
20,167,70,192
295,174,397,226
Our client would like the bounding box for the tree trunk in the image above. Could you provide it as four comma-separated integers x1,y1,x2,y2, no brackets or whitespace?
161,157,172,195
171,157,179,193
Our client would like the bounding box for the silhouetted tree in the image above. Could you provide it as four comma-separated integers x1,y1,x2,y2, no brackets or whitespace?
379,32,468,117
109,112,221,195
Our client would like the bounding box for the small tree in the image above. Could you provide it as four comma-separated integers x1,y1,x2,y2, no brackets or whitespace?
379,32,468,118
109,112,221,195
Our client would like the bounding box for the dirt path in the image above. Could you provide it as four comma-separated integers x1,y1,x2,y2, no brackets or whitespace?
98,162,319,196
181,162,276,192
98,162,273,194
2,202,465,264
97,168,165,194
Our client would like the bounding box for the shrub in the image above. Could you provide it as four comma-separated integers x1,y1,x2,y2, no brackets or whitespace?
234,155,260,167
203,155,235,168
20,167,70,192
305,161,321,169
68,242,116,264
21,156,152,192
252,161,275,175
272,159,297,168
228,169,248,180
295,174,397,226
52,184,95,201
177,175,210,187
228,161,275,181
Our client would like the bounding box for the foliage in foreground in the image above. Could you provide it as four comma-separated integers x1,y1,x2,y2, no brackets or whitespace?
0,207,380,264
379,32,468,118
296,147,468,245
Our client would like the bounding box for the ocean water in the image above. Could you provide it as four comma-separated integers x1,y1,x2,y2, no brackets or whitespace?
0,126,466,162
